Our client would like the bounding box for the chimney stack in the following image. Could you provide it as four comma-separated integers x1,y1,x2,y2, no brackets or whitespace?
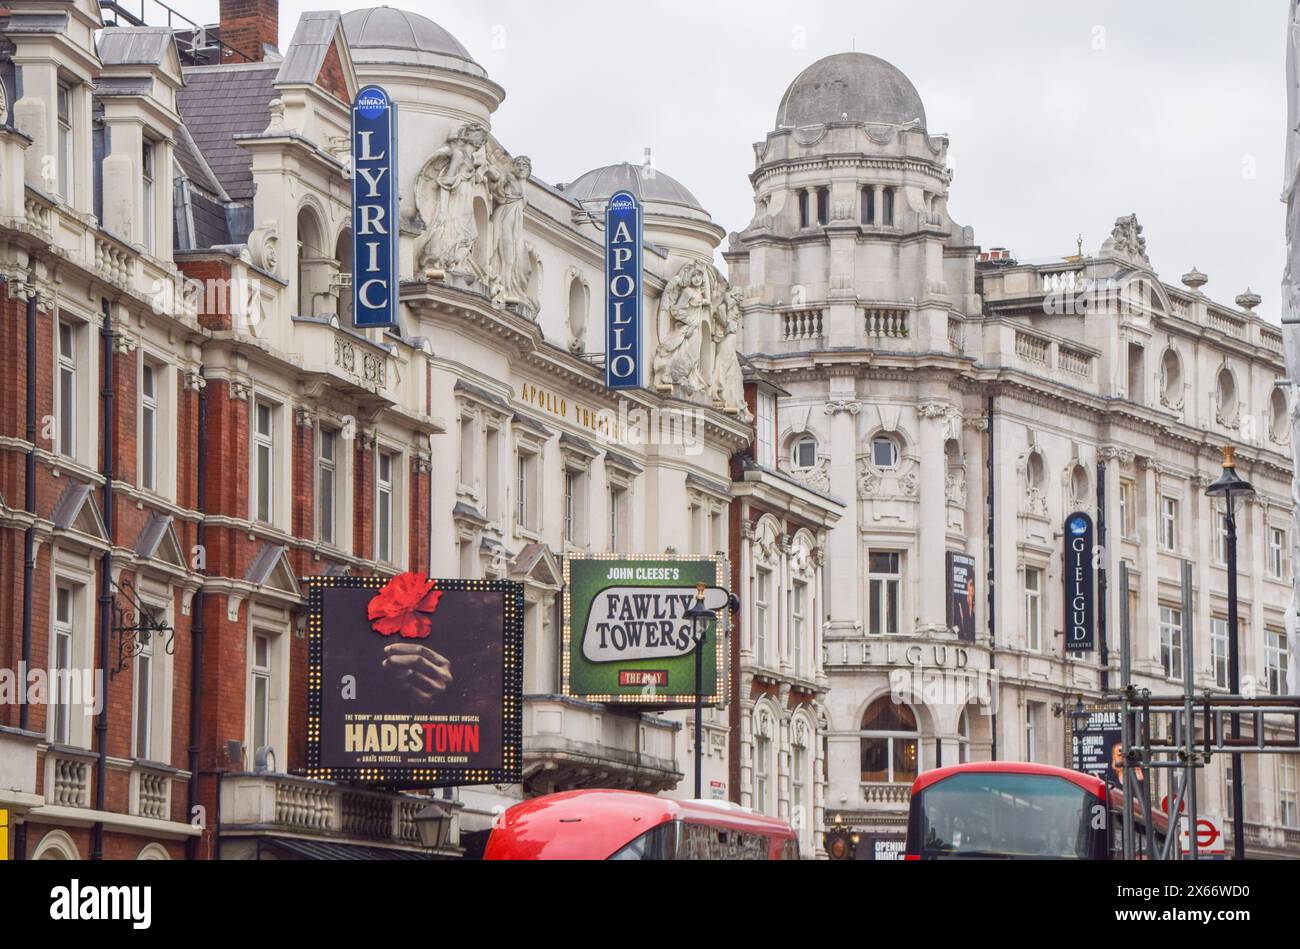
218,0,279,62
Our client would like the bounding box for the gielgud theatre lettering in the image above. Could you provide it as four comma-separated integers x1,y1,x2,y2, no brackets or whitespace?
305,575,524,787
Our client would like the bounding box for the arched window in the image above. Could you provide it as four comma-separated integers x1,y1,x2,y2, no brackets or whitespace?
861,186,875,225
790,716,812,851
1026,450,1045,490
1160,349,1183,404
882,188,895,227
792,435,818,470
296,206,327,317
1271,387,1290,443
1071,464,1089,501
816,187,830,225
1216,367,1238,422
752,707,777,814
567,277,589,350
334,228,352,326
33,830,80,860
798,190,811,229
860,698,919,784
871,434,900,469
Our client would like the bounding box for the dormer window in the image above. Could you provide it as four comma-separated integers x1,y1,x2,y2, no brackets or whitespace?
57,83,74,201
142,141,156,253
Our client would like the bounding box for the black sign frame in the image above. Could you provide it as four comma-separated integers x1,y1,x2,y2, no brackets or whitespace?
304,575,524,788
1063,511,1096,653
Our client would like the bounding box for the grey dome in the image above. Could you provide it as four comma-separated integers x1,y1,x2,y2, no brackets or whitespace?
777,53,926,129
342,7,485,77
562,163,705,214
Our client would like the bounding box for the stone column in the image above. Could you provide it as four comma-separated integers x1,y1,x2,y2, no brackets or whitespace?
824,393,862,637
918,403,950,634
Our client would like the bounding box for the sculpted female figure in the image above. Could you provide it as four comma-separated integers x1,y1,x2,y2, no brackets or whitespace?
415,123,488,278
710,288,746,411
487,155,533,302
651,265,709,397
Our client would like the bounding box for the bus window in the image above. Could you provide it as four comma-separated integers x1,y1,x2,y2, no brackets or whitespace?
608,821,681,860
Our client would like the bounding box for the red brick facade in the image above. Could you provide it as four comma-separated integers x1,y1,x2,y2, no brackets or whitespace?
218,0,279,63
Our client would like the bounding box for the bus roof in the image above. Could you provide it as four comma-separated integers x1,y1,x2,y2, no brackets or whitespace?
911,762,1107,798
485,789,795,861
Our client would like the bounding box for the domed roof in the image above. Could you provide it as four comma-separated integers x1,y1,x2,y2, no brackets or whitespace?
776,52,926,130
562,163,706,214
342,7,485,77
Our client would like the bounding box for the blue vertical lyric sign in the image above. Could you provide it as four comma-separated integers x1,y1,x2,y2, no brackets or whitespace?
1063,512,1096,653
605,190,642,389
351,85,399,329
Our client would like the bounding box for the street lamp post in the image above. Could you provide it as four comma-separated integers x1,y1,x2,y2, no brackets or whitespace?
1205,445,1254,861
1071,697,1090,773
684,583,740,801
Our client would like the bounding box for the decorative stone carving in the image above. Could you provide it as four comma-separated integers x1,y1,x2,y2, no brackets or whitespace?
785,456,830,493
247,224,279,275
1103,213,1150,265
295,407,316,429
413,124,538,311
183,370,206,392
825,400,862,417
650,260,750,418
944,474,967,506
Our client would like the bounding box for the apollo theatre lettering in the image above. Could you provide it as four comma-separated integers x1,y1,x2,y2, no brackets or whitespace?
605,190,643,390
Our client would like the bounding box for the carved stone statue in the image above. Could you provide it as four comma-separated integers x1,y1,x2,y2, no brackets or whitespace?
710,288,746,412
488,154,534,305
1103,213,1149,264
651,260,750,418
414,123,489,279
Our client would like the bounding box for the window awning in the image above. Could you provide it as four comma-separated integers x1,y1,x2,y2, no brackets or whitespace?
254,837,444,861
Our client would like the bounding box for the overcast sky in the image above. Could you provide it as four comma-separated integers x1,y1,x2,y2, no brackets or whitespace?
176,1,1288,321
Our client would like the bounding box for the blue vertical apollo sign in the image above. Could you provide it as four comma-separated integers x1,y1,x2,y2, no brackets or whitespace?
351,85,399,329
605,191,642,389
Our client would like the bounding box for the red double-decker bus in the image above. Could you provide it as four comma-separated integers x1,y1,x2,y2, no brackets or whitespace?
484,789,799,860
904,762,1168,860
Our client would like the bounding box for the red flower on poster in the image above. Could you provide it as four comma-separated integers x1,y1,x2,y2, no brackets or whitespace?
367,573,443,640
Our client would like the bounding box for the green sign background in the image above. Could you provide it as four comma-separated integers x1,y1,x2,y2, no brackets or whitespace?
564,557,725,706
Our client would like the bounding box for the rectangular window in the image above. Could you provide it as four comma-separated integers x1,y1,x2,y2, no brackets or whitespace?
882,188,895,226
376,450,394,563
816,187,830,226
484,428,499,522
792,580,807,674
1211,618,1230,690
1160,606,1183,680
459,416,476,489
1025,568,1043,653
133,626,153,760
516,453,528,529
754,734,769,812
1270,528,1287,580
608,482,629,553
57,319,77,458
564,470,577,544
1119,481,1135,538
756,393,775,468
868,552,901,636
142,141,155,252
51,586,74,745
57,83,73,201
861,187,875,225
754,568,771,666
797,191,810,229
1266,629,1289,696
1160,497,1179,551
1281,757,1299,829
253,401,275,524
140,362,157,491
318,428,337,546
1215,508,1230,565
1025,704,1037,762
251,633,271,754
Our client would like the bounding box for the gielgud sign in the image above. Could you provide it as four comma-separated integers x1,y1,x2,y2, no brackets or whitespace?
563,556,727,706
305,574,523,787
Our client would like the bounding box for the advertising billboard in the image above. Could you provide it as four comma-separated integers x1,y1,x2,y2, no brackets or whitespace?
1063,511,1096,653
305,574,523,787
563,556,727,706
1072,708,1124,785
945,551,977,643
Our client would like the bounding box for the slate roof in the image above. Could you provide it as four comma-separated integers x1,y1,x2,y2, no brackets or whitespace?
176,63,278,203
97,27,175,67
